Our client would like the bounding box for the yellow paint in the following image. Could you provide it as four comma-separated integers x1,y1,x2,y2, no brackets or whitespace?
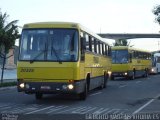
111,46,152,73
18,22,111,84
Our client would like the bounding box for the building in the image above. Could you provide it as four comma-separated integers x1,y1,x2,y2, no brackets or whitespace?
0,46,19,69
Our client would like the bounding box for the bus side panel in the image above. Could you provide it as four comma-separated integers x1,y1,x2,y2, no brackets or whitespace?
81,52,111,90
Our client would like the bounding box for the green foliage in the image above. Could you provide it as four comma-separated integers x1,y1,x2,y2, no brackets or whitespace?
153,5,160,24
0,81,16,87
0,9,19,83
0,9,19,55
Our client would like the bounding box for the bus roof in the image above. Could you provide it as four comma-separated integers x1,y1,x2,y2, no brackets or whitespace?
23,22,111,45
23,22,80,29
111,46,151,53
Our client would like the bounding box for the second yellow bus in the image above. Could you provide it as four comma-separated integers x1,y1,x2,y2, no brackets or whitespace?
111,46,152,80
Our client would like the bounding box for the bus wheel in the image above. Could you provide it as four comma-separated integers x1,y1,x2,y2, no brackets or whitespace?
79,82,88,100
35,93,43,99
103,73,108,88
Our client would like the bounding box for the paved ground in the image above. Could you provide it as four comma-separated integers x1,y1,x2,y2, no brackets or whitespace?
0,74,159,120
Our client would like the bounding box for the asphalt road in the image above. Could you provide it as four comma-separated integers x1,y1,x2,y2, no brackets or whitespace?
0,74,160,120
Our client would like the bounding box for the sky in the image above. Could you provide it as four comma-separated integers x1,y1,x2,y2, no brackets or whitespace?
1,0,160,51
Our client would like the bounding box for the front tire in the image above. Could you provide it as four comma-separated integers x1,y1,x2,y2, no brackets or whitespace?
103,74,108,88
79,83,88,100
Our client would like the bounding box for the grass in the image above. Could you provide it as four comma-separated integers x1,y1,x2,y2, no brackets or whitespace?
0,81,17,87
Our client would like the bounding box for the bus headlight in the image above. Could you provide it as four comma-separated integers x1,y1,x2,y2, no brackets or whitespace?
124,72,128,75
68,84,74,90
19,83,25,88
151,68,154,72
108,71,112,75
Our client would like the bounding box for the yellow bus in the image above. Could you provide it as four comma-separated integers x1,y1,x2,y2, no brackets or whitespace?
17,22,111,100
111,46,152,80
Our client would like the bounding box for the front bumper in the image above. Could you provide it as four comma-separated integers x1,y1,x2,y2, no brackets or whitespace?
17,80,85,94
111,72,128,77
150,68,157,74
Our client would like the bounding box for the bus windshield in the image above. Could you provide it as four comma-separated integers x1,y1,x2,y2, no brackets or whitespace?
19,29,78,62
112,50,128,64
152,54,160,67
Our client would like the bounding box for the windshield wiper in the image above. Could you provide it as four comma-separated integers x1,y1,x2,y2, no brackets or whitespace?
51,46,62,64
30,50,46,64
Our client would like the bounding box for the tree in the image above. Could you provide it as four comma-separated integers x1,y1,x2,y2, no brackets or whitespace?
114,39,128,46
153,5,160,24
0,9,19,83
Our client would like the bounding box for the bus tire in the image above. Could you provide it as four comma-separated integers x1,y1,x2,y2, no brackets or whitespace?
79,82,88,100
35,93,43,99
103,73,108,88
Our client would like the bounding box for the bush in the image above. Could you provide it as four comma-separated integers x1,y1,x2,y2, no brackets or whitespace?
0,81,16,87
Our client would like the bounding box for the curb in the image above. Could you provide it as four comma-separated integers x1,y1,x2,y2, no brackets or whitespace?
0,86,16,91
1,79,17,83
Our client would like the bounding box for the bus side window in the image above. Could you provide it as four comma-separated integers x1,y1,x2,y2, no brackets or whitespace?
85,34,89,51
108,46,111,56
91,37,95,53
105,45,108,56
80,32,86,61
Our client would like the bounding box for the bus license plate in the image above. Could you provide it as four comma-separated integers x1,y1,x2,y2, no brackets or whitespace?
41,86,51,90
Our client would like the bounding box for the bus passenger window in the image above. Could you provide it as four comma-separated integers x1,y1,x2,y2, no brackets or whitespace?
108,46,111,56
85,34,89,51
80,34,86,61
89,36,92,52
105,45,108,56
91,38,95,53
